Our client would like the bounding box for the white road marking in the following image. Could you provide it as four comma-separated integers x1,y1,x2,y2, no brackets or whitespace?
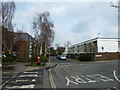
15,80,28,82
71,76,87,83
14,79,36,82
65,65,69,67
59,66,64,67
113,70,120,82
82,75,97,83
9,84,35,88
24,72,38,74
93,74,114,82
19,74,37,77
113,87,118,89
65,73,115,86
32,79,36,82
65,77,78,86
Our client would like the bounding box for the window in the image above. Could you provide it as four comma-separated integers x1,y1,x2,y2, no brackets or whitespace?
29,55,32,58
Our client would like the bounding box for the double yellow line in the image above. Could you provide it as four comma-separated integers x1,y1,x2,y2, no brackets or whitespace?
0,73,17,88
49,69,56,89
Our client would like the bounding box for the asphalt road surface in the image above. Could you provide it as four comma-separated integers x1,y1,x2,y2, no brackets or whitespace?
2,69,45,89
50,57,120,89
1,57,120,90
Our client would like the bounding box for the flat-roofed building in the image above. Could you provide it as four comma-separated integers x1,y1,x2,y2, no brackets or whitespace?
68,37,120,60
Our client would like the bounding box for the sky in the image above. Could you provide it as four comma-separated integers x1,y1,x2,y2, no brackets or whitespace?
12,1,118,48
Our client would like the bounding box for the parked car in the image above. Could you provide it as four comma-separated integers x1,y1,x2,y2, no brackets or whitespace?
57,54,66,60
0,54,6,58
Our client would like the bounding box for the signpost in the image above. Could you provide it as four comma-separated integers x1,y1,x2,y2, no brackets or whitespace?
101,46,104,60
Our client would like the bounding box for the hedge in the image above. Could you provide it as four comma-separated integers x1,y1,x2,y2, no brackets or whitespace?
79,54,92,61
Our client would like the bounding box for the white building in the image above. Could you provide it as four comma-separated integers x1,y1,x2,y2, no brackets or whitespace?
68,37,120,60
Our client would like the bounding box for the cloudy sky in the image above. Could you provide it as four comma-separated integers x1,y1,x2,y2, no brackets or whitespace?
13,1,118,48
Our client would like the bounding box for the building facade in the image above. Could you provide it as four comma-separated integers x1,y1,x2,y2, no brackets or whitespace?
2,26,14,55
13,33,40,61
68,37,120,60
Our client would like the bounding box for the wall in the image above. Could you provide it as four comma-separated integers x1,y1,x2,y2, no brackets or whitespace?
95,52,120,60
97,38,118,53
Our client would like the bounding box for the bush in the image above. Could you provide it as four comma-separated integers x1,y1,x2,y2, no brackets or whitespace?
31,55,38,62
40,56,48,62
79,54,92,61
2,54,16,64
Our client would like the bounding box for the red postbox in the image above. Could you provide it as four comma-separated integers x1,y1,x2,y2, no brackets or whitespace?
37,54,41,65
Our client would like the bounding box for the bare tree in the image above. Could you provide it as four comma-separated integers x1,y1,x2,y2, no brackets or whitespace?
1,1,16,30
32,11,54,56
1,1,16,54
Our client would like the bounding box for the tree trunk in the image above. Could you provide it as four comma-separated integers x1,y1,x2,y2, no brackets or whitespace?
44,43,47,56
40,43,42,55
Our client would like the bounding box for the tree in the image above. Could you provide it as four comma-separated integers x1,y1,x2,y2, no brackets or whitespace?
0,1,16,54
50,47,57,56
1,1,16,30
57,46,65,55
32,11,54,56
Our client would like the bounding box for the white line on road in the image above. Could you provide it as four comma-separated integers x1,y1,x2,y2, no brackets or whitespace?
65,65,69,67
9,84,35,88
93,74,114,82
15,79,36,82
19,74,37,77
15,80,28,82
113,70,120,82
59,66,64,67
24,72,38,74
65,77,79,86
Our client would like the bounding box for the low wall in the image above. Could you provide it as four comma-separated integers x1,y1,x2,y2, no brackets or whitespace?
95,52,120,60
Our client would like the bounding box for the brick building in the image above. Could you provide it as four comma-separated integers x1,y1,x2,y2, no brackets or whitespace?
13,33,40,61
2,26,40,61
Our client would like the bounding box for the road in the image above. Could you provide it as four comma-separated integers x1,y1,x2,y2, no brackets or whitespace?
1,57,120,89
50,57,120,89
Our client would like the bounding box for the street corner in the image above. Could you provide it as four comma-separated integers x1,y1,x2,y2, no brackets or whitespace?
45,62,58,69
25,67,40,71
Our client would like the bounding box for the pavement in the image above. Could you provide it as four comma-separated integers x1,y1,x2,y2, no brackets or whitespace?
2,62,57,73
2,62,29,73
25,62,57,71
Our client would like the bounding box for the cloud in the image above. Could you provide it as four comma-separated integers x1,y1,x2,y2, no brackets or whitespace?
13,2,118,47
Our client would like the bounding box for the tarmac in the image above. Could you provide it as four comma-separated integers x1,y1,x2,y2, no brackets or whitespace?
2,62,57,72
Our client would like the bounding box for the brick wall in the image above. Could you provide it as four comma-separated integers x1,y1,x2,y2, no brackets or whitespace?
95,52,120,60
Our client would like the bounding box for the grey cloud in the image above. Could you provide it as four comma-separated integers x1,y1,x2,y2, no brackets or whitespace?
71,20,89,33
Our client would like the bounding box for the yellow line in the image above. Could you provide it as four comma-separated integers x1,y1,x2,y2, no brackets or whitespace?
49,69,56,89
0,73,17,88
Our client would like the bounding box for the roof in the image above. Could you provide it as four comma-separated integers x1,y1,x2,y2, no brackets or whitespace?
14,32,35,42
70,37,119,48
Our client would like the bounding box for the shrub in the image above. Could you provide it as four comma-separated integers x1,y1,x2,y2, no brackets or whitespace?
79,54,92,61
31,55,38,62
40,56,48,62
2,54,16,63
